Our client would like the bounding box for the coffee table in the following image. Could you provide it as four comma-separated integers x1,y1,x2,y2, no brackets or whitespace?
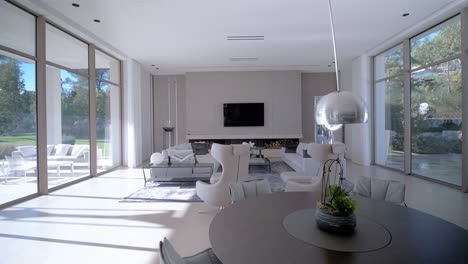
249,157,271,173
142,162,213,186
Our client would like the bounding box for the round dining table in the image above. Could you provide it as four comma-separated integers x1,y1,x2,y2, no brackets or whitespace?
209,192,468,264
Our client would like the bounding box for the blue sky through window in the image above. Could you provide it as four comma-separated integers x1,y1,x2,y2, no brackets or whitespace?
21,62,35,91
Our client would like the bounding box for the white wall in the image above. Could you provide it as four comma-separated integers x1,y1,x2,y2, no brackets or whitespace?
185,71,302,139
341,56,372,166
122,59,152,167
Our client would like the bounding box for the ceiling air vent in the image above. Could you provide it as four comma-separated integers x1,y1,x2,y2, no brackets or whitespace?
229,58,259,62
227,36,264,41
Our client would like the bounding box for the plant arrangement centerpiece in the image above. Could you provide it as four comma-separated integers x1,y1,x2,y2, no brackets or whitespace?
315,158,357,234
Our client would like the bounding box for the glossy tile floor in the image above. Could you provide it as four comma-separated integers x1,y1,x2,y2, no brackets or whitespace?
0,162,467,264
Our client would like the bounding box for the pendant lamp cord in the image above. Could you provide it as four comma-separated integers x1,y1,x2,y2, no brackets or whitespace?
327,0,340,92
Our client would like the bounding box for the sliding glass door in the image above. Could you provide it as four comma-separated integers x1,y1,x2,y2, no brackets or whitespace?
374,45,405,171
374,15,462,186
0,1,37,204
95,49,121,172
0,1,122,207
45,23,90,188
410,16,462,185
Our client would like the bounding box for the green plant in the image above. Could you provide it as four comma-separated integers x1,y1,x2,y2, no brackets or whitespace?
62,135,76,145
318,185,357,216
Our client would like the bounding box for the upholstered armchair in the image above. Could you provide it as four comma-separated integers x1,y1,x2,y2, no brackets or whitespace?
196,143,251,208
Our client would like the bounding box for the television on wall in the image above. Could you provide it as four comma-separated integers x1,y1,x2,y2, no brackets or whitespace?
223,103,264,127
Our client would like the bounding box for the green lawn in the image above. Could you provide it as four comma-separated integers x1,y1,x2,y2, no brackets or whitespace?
0,133,36,146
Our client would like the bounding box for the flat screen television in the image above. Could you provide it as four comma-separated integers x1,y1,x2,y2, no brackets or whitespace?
223,103,264,127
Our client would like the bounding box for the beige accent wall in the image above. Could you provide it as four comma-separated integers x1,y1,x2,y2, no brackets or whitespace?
153,75,186,152
185,71,302,139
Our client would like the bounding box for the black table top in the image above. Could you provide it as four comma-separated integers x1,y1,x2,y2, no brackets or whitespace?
209,192,468,264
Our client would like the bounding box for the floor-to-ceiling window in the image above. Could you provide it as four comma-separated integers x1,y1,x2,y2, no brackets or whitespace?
95,49,121,172
374,45,405,171
45,23,90,188
0,1,37,204
374,15,462,186
0,1,122,206
410,16,462,185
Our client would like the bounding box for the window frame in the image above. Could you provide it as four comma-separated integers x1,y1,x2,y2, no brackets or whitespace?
0,0,123,208
373,13,463,189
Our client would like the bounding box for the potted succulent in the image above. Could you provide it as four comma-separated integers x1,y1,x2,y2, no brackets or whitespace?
315,158,357,234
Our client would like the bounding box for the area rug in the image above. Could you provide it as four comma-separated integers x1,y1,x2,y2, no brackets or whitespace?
121,161,294,203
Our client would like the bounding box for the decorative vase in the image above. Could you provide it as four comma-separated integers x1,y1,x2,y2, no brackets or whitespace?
315,208,356,234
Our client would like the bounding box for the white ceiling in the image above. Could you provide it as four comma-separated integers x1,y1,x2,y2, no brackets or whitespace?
26,0,465,74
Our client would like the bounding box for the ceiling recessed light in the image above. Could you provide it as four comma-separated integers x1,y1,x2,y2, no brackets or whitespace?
72,3,80,7
93,19,101,23
151,64,155,67
402,13,410,17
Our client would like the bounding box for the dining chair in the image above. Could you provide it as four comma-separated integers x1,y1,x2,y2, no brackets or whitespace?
229,180,272,203
354,177,407,206
159,237,222,264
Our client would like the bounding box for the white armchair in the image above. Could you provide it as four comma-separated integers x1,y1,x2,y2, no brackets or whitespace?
196,143,250,208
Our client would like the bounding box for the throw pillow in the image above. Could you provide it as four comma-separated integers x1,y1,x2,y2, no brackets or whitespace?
296,142,306,155
284,147,296,153
302,149,311,158
54,144,71,156
192,142,209,155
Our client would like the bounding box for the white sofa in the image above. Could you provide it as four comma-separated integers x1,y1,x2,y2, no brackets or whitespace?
150,143,220,179
282,142,346,193
282,142,346,177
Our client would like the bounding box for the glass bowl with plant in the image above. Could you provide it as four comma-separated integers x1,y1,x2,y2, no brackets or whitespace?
315,158,357,234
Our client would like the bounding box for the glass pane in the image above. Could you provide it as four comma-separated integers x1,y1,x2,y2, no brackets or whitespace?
46,24,88,74
96,50,120,84
411,59,462,185
96,81,121,172
375,77,404,171
411,16,461,69
375,44,403,80
46,65,90,188
0,50,37,204
0,1,36,56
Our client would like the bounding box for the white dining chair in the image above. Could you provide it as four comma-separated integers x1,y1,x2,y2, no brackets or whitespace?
355,177,407,206
159,237,222,264
229,180,272,203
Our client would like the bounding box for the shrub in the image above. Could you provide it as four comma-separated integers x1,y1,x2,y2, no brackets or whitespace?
62,136,76,145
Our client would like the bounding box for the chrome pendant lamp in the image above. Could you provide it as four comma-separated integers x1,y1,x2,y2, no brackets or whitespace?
315,0,369,131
